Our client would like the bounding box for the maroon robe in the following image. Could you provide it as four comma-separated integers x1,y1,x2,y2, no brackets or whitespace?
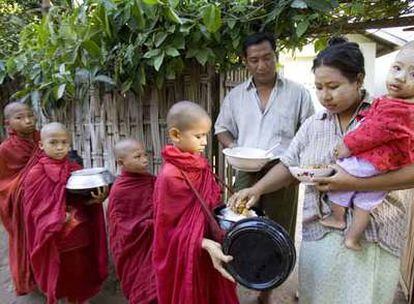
153,145,238,304
0,130,40,294
23,155,108,304
108,170,157,303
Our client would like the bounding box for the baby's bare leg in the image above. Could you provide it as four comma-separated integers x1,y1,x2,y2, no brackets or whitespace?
320,203,347,229
344,207,371,251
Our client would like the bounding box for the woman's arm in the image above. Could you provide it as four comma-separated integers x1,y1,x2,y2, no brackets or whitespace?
228,163,296,208
314,164,414,192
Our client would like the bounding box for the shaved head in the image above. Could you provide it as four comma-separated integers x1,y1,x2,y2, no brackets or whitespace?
114,138,143,159
40,122,69,141
166,101,211,131
4,102,32,119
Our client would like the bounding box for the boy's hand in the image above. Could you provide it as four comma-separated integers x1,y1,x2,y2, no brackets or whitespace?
227,187,260,210
202,238,235,282
333,142,351,159
87,186,109,204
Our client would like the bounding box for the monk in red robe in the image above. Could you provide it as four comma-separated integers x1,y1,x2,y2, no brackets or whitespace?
108,138,157,303
0,102,40,296
23,122,108,304
153,101,239,304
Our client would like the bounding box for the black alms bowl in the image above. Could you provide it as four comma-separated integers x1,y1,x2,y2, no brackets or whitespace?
215,206,296,291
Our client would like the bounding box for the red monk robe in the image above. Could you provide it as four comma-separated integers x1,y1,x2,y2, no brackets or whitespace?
23,155,108,304
0,130,40,294
108,171,157,304
153,145,238,304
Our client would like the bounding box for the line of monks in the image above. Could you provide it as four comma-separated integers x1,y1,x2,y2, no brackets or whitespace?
0,101,239,304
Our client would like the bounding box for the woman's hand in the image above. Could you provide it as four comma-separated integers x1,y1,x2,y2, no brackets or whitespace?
87,185,109,205
313,165,356,192
202,238,235,282
227,187,261,210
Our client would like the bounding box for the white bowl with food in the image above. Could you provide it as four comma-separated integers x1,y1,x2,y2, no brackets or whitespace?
222,147,274,172
289,166,334,185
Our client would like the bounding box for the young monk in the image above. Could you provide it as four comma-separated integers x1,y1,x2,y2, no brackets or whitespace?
23,122,108,304
153,101,239,304
108,138,157,304
0,102,39,296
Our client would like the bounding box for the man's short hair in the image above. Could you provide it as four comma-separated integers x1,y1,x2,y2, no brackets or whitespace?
242,32,276,57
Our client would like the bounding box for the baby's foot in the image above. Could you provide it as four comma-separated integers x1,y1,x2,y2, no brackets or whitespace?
344,237,362,251
320,215,346,230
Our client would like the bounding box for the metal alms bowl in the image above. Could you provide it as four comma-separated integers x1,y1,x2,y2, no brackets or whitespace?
222,147,273,172
66,167,115,194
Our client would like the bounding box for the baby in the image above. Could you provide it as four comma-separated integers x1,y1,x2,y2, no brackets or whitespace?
321,42,414,251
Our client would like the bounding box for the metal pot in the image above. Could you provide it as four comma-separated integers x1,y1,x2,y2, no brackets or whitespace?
66,168,115,195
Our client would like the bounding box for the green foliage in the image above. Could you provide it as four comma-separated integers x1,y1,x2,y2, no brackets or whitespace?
2,0,413,107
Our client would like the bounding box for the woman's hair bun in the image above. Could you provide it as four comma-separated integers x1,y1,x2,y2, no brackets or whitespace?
328,37,349,47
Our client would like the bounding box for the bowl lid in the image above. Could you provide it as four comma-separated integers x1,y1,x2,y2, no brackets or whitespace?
66,168,115,190
223,217,296,291
70,167,108,176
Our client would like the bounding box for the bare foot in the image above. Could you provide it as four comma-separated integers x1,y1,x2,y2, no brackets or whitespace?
344,237,362,251
320,215,346,230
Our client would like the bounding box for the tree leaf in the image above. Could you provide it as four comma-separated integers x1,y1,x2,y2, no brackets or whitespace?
56,84,66,99
305,0,336,12
227,19,236,29
165,46,180,57
82,40,101,57
291,0,308,9
296,19,310,37
165,7,183,24
132,0,145,28
143,0,159,5
121,79,133,94
154,31,168,47
172,35,185,49
169,0,179,8
153,52,165,71
143,49,161,59
195,48,210,66
94,75,115,85
202,4,222,33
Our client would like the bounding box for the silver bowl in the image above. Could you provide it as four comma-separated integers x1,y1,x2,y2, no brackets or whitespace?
66,168,115,194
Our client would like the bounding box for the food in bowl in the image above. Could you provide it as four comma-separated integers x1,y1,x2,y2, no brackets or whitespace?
231,198,251,216
289,165,334,185
222,147,274,172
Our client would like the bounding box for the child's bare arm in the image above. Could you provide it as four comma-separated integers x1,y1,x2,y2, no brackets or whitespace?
202,238,235,282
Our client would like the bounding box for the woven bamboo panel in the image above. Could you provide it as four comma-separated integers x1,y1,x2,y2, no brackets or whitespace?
217,68,250,198
397,190,414,301
49,64,219,175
